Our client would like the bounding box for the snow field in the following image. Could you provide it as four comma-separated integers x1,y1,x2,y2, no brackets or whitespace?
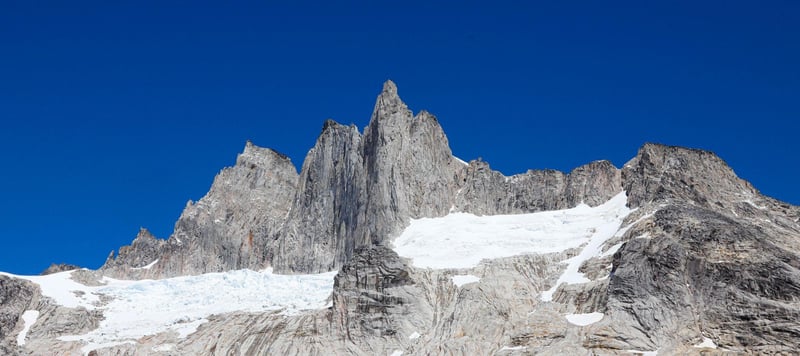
4,268,336,354
393,192,631,272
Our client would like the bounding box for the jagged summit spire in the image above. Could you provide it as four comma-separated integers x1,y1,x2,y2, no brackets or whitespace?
370,79,410,125
382,79,398,94
135,227,156,240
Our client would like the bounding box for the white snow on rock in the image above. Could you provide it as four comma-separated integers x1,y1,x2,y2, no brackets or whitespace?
540,194,635,301
600,242,623,257
16,310,40,346
500,345,527,351
564,312,604,326
451,275,480,287
393,192,631,271
694,336,717,349
389,350,403,356
152,344,175,352
408,331,421,339
3,268,335,355
131,259,158,270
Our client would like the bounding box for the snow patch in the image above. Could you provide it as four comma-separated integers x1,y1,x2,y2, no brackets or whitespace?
152,344,175,352
408,331,421,340
743,199,767,210
389,350,403,356
634,232,651,240
450,187,465,213
625,351,658,356
600,242,623,257
16,310,39,345
694,336,717,349
451,275,480,287
564,312,603,326
393,192,631,269
453,156,468,166
500,345,527,351
131,259,158,270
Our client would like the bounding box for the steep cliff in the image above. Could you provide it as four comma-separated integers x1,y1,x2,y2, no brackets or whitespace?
272,121,366,273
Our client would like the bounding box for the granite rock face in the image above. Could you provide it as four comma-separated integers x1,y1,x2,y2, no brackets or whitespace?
361,82,462,244
332,246,422,343
596,204,800,353
270,82,463,273
272,121,366,273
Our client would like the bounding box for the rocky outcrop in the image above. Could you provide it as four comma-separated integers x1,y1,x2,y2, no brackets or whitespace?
40,264,80,275
583,203,800,354
332,246,419,342
622,143,757,209
453,159,621,215
102,228,164,273
0,276,37,354
101,142,298,278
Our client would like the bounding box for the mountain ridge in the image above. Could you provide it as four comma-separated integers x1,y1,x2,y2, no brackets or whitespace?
99,81,776,279
4,81,798,355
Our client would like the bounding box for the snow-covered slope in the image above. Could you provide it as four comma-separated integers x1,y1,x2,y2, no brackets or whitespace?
392,192,631,269
2,268,335,354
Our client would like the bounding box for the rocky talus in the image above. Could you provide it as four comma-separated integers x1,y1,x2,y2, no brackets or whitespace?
3,81,799,355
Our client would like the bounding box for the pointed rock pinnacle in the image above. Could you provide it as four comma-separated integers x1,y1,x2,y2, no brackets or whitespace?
382,79,398,94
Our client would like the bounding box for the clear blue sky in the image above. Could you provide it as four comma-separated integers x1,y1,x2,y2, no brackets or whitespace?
1,1,798,274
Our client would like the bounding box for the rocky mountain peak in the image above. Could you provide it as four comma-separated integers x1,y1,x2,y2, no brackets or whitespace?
134,227,156,241
39,263,80,275
236,140,293,171
382,79,398,94
370,80,411,125
622,142,756,208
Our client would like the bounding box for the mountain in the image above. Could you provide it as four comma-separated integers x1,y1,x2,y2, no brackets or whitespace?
2,81,799,355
